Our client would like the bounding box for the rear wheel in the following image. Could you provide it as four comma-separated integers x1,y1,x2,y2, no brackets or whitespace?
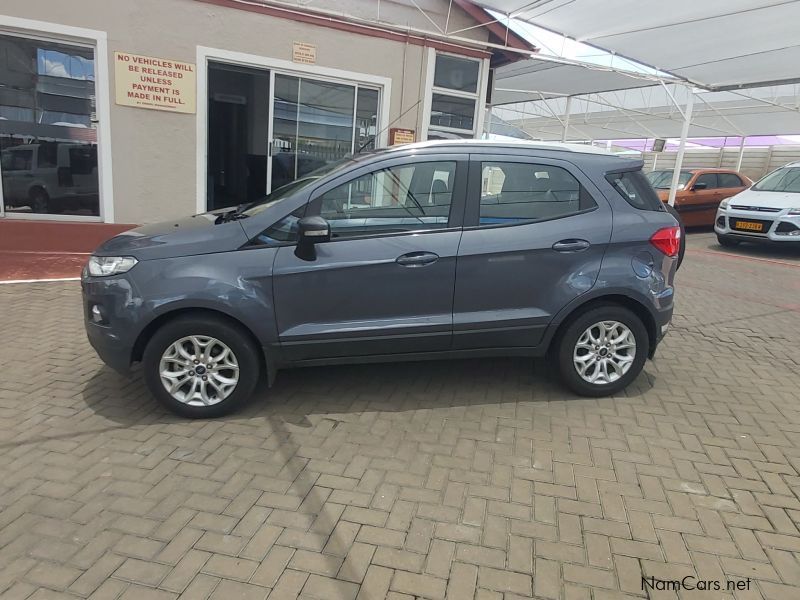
556,305,649,397
30,188,50,214
142,315,260,418
716,234,740,248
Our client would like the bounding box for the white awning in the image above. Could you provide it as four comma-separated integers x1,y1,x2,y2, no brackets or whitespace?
491,58,665,105
476,0,800,90
492,85,800,140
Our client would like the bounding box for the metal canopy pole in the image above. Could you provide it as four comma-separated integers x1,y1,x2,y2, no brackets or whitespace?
736,136,747,172
668,88,694,207
561,96,572,142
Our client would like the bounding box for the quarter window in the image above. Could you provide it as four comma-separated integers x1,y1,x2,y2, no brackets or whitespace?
256,207,305,244
479,162,594,225
317,161,456,239
607,170,664,211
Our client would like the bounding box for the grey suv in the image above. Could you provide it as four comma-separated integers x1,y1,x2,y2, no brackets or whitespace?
82,141,680,417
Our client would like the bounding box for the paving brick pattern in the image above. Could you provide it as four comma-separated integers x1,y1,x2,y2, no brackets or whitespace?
1,232,799,599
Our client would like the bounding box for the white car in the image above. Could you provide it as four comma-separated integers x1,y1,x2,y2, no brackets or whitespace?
715,162,800,246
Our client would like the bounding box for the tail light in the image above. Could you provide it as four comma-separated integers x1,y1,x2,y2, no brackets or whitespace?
650,226,681,257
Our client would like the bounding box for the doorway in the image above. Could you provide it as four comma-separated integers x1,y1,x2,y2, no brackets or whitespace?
207,63,270,211
206,61,381,212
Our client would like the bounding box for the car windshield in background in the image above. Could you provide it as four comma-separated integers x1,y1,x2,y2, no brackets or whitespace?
241,156,358,217
646,170,692,189
752,167,800,193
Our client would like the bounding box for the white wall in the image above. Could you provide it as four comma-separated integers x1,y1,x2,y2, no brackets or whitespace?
641,146,800,181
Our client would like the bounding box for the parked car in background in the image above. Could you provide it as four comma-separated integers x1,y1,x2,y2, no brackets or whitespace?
82,140,680,418
646,168,752,227
715,162,800,246
0,142,99,214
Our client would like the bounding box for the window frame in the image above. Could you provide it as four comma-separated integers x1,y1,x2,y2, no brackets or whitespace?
0,20,112,223
306,155,469,242
422,48,489,142
463,155,600,230
250,153,470,247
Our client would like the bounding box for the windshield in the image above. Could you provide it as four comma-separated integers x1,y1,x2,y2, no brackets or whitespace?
646,170,692,190
240,156,357,217
752,167,800,193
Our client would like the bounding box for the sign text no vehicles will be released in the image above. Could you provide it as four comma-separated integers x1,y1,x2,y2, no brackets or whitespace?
114,52,196,114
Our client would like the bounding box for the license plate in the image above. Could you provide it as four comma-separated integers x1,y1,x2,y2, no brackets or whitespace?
734,220,763,232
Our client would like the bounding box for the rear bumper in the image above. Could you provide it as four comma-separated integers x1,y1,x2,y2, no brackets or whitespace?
649,296,673,358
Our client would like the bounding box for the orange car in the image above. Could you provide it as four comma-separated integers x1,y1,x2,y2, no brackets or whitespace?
647,168,752,227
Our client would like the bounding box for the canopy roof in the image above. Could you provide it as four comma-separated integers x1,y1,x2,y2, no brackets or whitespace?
492,84,800,140
476,0,800,91
491,58,664,105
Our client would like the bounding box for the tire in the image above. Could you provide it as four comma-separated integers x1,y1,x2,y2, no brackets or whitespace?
142,314,261,418
30,188,50,214
555,305,649,397
664,203,686,269
716,234,740,248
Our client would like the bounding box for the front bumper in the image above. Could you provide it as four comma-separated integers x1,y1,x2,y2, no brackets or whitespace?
714,207,800,243
81,272,143,374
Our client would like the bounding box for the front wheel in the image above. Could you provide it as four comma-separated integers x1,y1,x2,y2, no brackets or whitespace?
142,315,261,418
716,234,740,248
556,306,649,397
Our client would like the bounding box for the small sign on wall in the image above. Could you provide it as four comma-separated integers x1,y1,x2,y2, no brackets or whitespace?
390,128,416,145
114,52,196,114
292,42,317,64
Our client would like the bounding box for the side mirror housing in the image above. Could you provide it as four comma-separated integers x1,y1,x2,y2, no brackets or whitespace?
295,216,330,260
692,182,708,191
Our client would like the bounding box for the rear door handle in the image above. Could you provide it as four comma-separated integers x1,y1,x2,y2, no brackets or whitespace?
396,251,439,267
552,239,590,252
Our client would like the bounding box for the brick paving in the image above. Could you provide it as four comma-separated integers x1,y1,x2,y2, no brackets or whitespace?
0,231,799,599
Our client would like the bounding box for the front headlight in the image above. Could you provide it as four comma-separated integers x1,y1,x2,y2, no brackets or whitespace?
719,199,729,210
87,255,138,277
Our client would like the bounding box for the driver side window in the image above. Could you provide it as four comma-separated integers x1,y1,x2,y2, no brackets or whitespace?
316,161,456,240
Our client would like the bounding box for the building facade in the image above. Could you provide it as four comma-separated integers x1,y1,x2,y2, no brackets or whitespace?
0,0,529,226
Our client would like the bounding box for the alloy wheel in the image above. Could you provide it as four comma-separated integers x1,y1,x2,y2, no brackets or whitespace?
572,320,636,385
159,335,239,406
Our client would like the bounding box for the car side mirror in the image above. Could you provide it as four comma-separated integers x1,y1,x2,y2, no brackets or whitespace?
692,182,708,191
295,216,330,260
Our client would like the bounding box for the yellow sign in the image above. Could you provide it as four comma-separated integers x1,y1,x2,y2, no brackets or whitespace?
390,128,416,145
114,52,196,114
293,42,317,65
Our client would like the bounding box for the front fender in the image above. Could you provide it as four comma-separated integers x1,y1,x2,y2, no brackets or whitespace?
130,247,280,347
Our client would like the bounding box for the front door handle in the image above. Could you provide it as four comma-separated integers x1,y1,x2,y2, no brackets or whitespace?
552,239,590,252
396,251,439,267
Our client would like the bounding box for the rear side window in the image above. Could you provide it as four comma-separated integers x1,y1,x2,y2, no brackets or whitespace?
479,162,595,226
695,173,718,189
718,173,743,188
607,170,664,211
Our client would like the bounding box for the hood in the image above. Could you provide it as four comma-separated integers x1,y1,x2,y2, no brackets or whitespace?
94,211,250,261
726,188,800,209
